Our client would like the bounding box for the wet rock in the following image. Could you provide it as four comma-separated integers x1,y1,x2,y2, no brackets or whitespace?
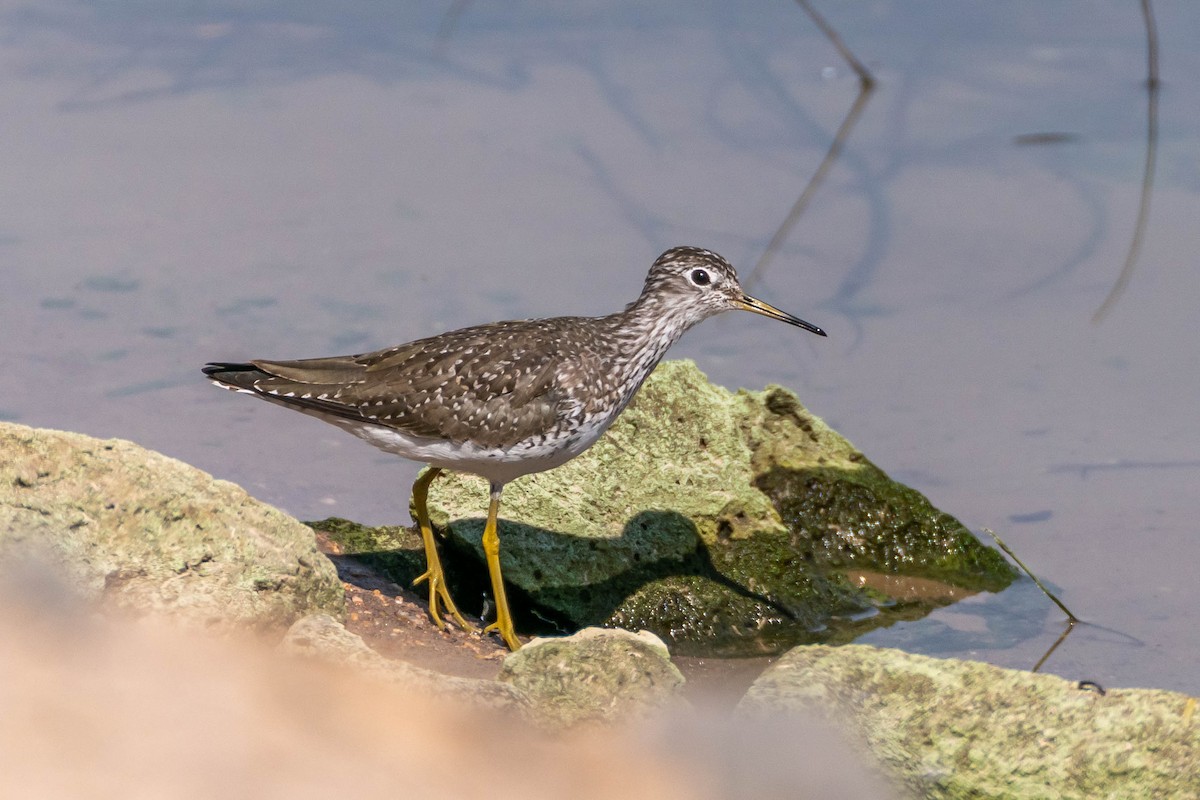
498,627,686,728
738,644,1200,799
418,360,1015,655
281,614,529,713
0,422,343,630
308,516,428,587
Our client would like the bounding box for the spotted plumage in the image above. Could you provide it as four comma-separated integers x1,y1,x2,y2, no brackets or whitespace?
203,246,825,650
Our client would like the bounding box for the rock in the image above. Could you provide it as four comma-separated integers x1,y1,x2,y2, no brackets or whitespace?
307,516,428,589
498,627,686,728
418,360,1015,655
0,601,697,800
738,644,1200,799
0,422,343,630
281,614,529,713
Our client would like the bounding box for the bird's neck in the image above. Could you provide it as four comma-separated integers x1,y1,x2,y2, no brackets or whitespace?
603,292,700,386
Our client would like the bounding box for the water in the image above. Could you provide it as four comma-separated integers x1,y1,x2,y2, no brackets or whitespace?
3,2,1198,695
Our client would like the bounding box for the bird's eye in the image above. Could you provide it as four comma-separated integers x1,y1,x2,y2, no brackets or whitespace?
690,268,711,286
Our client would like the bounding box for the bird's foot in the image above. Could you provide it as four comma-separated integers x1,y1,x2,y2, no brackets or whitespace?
412,569,474,633
482,616,521,651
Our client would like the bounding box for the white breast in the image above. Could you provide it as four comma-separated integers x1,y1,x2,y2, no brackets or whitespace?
326,409,619,487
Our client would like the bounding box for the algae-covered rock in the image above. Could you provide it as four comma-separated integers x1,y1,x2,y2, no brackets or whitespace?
0,422,344,629
746,386,1013,590
330,361,1015,655
498,627,685,728
738,644,1200,800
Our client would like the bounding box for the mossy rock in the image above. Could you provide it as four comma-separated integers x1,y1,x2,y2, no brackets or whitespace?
0,422,344,630
324,361,1016,655
739,645,1200,799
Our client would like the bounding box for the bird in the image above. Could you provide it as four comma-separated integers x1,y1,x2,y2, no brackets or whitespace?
203,246,825,650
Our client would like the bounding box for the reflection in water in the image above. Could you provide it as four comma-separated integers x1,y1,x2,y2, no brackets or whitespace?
1092,0,1160,323
746,0,876,289
1047,459,1200,478
1012,132,1080,146
435,0,474,58
1032,619,1076,672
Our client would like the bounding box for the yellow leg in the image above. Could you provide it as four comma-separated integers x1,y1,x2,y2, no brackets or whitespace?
410,467,473,633
480,485,521,650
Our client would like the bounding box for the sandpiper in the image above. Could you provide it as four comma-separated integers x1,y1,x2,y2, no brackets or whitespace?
203,246,825,649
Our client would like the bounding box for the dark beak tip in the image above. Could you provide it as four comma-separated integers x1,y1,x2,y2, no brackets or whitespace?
738,295,826,338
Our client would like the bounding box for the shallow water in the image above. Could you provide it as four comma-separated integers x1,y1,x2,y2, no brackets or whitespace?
3,2,1198,695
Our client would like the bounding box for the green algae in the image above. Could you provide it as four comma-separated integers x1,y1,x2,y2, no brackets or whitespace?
759,467,1015,592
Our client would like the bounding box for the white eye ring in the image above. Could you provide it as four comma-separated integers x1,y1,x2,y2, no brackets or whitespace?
690,268,712,286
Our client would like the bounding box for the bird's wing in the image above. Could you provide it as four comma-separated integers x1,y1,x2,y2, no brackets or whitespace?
207,319,591,447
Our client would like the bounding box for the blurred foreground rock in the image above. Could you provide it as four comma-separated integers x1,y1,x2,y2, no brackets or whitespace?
0,603,702,800
282,613,529,713
739,645,1200,800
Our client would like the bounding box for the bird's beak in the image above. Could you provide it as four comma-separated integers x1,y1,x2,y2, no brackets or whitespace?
735,294,827,337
